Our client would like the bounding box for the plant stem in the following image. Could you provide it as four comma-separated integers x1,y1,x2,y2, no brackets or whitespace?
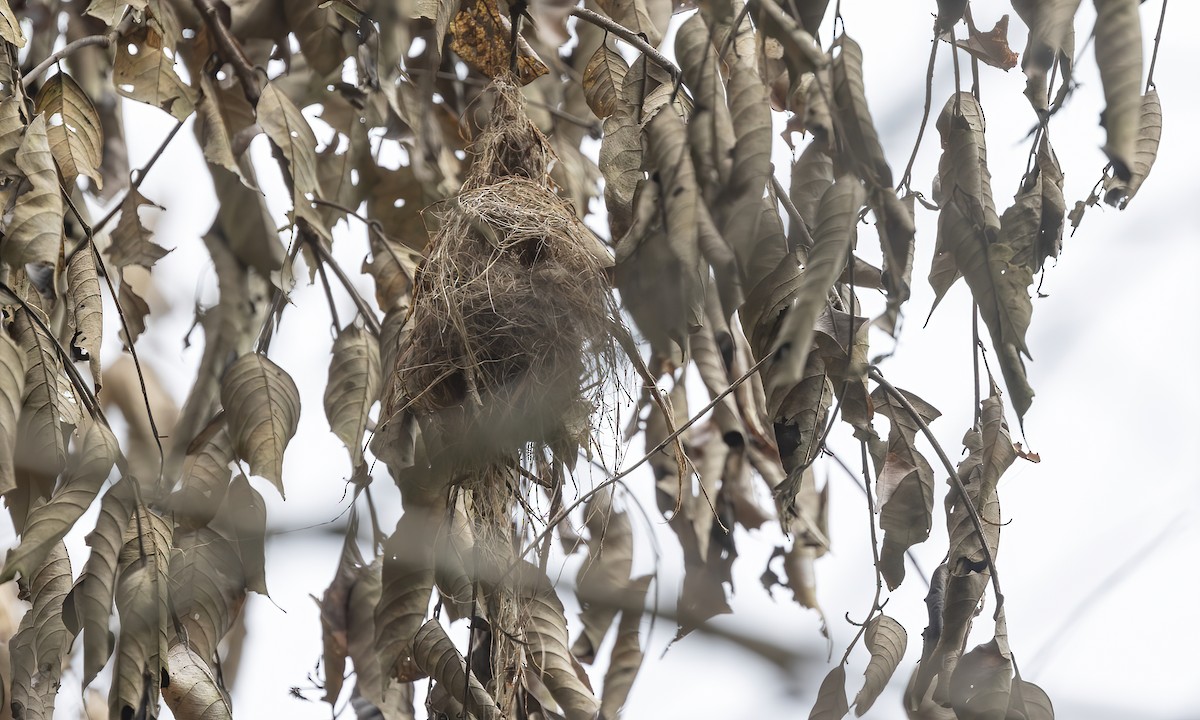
570,7,680,81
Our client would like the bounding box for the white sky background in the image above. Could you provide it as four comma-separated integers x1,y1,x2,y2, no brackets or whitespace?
11,1,1198,718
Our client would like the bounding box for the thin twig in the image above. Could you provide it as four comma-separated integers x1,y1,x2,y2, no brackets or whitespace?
22,35,112,89
868,367,1004,614
1146,0,1168,90
570,7,680,82
838,439,885,665
304,235,382,336
192,0,262,102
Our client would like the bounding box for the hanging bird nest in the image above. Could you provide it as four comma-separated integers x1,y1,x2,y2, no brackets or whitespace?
392,78,615,466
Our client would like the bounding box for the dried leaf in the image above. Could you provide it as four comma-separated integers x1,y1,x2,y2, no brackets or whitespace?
870,386,940,590
4,114,63,268
955,15,1018,70
257,81,321,211
675,13,734,200
1,421,117,584
110,508,173,720
33,72,104,187
831,35,893,189
449,0,549,85
1009,679,1055,720
810,663,849,720
325,323,382,468
598,575,652,720
63,476,138,686
220,353,301,496
8,542,72,720
170,528,246,663
376,511,436,683
949,638,1012,719
853,615,907,715
571,489,634,663
109,189,170,270
582,42,628,120
1093,0,1143,180
511,562,601,720
412,619,501,720
66,245,103,388
220,474,269,595
0,329,27,495
162,643,233,720
725,52,773,204
0,0,26,47
767,176,865,422
0,96,25,173
11,308,77,479
596,0,670,47
287,1,348,76
113,26,196,121
363,231,420,313
1103,89,1160,208
117,276,152,348
195,72,259,189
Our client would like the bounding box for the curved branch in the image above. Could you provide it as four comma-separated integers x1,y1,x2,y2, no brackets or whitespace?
21,35,113,89
570,7,680,81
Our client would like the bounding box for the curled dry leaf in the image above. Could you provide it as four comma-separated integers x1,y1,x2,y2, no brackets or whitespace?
32,71,104,187
449,0,549,85
1092,0,1143,180
853,615,907,715
324,323,382,468
1,421,117,584
66,245,103,388
220,353,301,496
110,508,173,720
955,14,1019,71
163,643,234,720
675,13,734,201
4,114,63,268
831,34,893,190
583,42,628,120
8,542,72,720
0,329,27,495
412,619,501,720
1104,89,1161,208
0,0,25,47
375,510,437,683
870,385,940,590
63,476,138,686
571,488,634,663
114,26,196,121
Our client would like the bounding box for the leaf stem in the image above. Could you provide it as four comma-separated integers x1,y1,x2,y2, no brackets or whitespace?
1146,0,1168,90
898,34,939,192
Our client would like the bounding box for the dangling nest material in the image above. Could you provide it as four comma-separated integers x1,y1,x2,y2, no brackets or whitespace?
394,79,614,466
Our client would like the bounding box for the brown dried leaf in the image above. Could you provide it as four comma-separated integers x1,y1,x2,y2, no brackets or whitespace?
162,642,233,720
257,80,321,210
598,574,653,720
363,231,420,313
4,114,63,268
117,275,152,348
675,13,734,200
66,245,103,388
63,476,138,686
376,511,436,683
33,72,104,187
832,35,893,189
412,619,500,720
220,353,301,496
195,72,259,189
583,42,628,120
0,329,27,495
170,527,246,663
1104,89,1160,208
109,188,170,270
325,323,382,468
810,663,849,720
11,309,78,479
1,421,117,584
449,0,549,85
8,542,72,720
0,96,26,173
114,27,196,121
571,488,634,663
955,15,1019,70
1093,0,1143,180
949,637,1012,719
0,0,25,47
110,508,173,720
853,615,907,715
596,0,670,47
287,1,349,76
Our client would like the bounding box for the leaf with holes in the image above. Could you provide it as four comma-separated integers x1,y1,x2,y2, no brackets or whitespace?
257,81,321,209
114,27,196,121
33,72,104,187
220,353,301,496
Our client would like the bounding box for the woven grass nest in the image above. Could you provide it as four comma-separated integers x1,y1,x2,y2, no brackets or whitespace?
394,79,614,464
